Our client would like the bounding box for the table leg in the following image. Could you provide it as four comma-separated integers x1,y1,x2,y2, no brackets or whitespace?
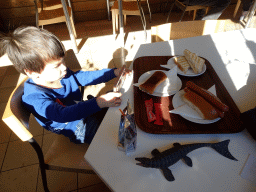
112,10,116,35
106,0,111,21
118,0,125,48
60,0,78,54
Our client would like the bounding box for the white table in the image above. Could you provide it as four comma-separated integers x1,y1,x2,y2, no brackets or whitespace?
85,28,256,192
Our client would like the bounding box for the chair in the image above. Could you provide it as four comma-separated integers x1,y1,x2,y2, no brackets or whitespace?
34,0,78,53
233,0,242,18
111,0,151,35
2,76,94,192
234,0,256,28
166,0,209,22
151,19,242,42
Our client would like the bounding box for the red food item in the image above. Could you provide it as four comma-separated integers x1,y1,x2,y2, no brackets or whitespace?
154,103,163,125
145,99,156,122
186,81,229,112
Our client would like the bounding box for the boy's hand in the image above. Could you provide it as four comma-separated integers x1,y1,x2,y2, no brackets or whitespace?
96,92,122,108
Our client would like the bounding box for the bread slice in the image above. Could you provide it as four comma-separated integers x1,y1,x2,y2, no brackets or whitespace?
183,90,218,120
173,56,190,74
139,71,167,94
183,49,205,74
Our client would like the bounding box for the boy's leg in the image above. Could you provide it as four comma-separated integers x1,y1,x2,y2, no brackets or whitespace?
70,108,108,144
83,108,109,144
186,0,231,20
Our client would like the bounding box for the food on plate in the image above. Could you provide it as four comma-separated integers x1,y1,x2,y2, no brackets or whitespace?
186,81,229,112
139,71,167,94
183,49,205,74
183,89,219,120
184,87,224,118
173,56,190,74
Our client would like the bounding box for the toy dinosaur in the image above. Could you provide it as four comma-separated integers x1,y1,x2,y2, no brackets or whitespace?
135,139,237,181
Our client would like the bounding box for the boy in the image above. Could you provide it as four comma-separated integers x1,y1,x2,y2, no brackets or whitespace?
0,26,127,144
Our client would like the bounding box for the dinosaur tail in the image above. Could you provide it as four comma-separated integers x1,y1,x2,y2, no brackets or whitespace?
211,140,238,161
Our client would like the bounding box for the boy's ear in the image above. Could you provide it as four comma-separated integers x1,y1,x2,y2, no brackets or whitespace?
24,69,40,79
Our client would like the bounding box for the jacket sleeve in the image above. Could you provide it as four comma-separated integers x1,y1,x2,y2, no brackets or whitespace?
23,93,102,123
73,68,117,86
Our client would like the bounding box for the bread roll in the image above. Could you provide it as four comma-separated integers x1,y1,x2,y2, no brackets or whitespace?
139,71,167,94
183,89,219,120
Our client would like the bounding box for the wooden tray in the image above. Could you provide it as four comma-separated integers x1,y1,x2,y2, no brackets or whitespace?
133,56,244,134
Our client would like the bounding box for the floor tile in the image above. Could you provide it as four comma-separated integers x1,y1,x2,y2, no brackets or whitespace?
0,75,4,86
37,169,77,192
5,65,20,75
72,43,93,69
78,172,102,188
78,182,112,192
0,121,12,144
0,54,13,68
0,164,39,192
0,142,8,169
1,135,43,171
86,36,119,70
0,67,7,76
40,132,59,155
0,74,21,88
0,102,8,118
0,86,15,104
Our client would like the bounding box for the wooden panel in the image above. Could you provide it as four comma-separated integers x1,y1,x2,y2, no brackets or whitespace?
0,6,35,18
74,9,107,21
72,1,106,11
0,0,35,8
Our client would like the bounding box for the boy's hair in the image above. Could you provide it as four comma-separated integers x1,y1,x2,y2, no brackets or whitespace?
0,26,65,74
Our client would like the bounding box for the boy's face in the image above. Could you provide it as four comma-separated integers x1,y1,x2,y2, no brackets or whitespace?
38,58,67,83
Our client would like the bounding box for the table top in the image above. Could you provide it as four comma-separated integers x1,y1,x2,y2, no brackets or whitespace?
85,28,256,192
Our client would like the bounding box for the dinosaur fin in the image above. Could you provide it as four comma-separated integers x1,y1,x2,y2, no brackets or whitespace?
151,149,175,181
151,148,161,156
161,168,175,181
183,156,193,167
211,140,238,161
173,143,182,147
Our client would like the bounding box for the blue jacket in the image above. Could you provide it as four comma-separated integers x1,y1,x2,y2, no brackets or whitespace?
22,68,116,137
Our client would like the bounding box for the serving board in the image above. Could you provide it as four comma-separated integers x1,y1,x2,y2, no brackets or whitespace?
133,56,244,134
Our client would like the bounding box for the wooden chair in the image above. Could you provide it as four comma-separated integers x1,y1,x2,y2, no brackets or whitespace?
2,76,94,192
111,0,151,35
233,0,242,18
34,0,78,53
166,0,209,22
235,0,256,28
151,19,243,42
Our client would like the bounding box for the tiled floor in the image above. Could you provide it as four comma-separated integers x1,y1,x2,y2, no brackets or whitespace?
0,4,255,192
